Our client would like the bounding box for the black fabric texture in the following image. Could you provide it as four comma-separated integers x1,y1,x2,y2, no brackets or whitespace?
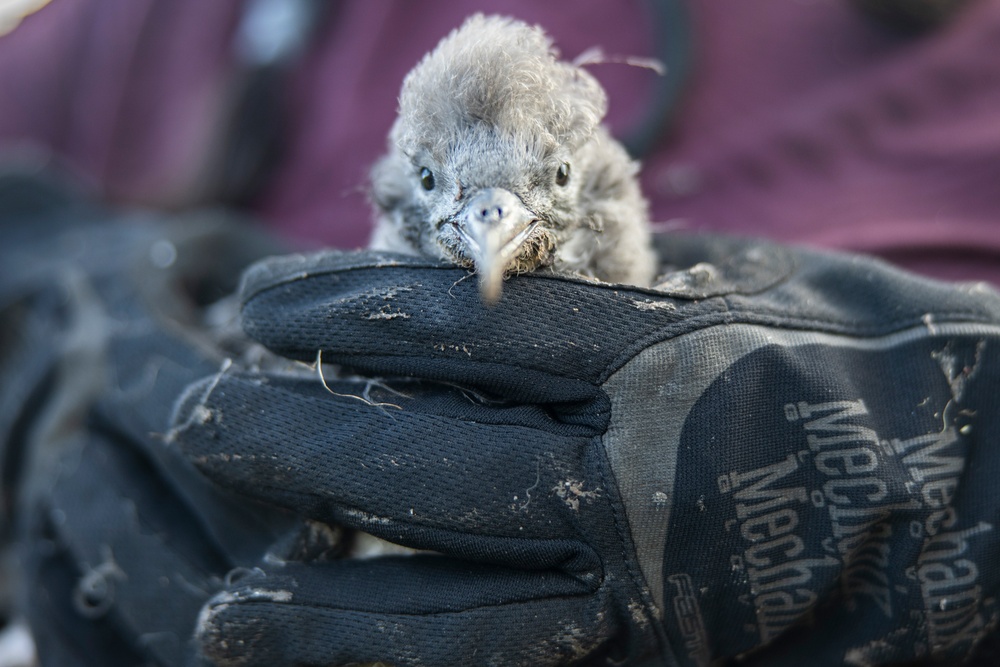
663,337,1000,665
0,172,298,666
3,169,1000,666
165,240,1000,665
238,239,994,397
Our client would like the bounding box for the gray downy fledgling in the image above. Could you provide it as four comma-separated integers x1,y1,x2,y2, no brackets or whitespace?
369,14,657,303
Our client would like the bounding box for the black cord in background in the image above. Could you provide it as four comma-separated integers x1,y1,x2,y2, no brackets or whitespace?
213,0,335,207
621,0,695,160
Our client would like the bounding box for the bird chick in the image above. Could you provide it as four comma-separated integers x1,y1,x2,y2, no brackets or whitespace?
369,14,657,303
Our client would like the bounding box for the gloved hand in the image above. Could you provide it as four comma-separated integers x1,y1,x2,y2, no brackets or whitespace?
0,171,305,666
170,234,1000,666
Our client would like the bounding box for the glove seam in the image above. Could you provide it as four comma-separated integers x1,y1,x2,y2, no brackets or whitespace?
315,352,605,404
304,308,996,384
230,484,602,570
596,306,999,385
592,436,679,666
211,591,599,617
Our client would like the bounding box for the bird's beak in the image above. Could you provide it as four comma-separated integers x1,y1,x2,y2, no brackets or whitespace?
452,188,538,304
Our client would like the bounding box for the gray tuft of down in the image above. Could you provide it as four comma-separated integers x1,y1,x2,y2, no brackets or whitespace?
369,14,656,301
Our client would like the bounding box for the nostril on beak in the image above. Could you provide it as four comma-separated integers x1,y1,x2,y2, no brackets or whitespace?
478,206,503,223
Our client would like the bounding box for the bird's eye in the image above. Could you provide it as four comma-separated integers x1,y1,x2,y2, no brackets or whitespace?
555,162,571,187
420,167,435,191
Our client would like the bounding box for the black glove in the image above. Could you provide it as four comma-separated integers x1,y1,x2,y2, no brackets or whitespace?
0,171,304,666
170,234,1000,666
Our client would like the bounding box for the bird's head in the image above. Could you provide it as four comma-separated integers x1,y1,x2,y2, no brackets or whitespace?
371,14,610,303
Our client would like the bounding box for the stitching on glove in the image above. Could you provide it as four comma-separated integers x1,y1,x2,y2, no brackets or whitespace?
591,436,676,664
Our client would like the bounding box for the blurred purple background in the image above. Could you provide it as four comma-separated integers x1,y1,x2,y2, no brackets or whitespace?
1,0,999,282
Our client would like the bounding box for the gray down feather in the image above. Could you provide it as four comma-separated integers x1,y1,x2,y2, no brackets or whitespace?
369,14,656,300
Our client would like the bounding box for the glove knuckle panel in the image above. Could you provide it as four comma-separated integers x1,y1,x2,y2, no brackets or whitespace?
598,239,1000,663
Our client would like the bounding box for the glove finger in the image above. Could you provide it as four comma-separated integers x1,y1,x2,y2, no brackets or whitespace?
28,396,302,665
170,371,608,570
239,250,692,405
28,430,229,666
195,559,620,667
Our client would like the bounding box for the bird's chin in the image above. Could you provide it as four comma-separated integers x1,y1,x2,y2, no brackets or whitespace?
435,222,477,269
500,227,556,276
437,221,555,278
